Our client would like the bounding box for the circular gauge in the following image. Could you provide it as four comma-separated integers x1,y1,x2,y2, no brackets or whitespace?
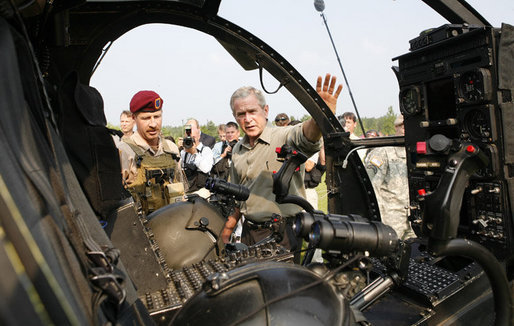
399,86,422,116
457,68,492,104
464,109,490,139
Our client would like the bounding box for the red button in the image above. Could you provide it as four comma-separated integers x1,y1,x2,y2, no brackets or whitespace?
292,150,297,155
466,145,476,153
275,147,281,153
416,142,427,154
417,189,426,196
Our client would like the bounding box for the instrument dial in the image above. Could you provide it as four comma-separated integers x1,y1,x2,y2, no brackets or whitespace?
464,109,491,140
400,86,422,116
457,68,492,104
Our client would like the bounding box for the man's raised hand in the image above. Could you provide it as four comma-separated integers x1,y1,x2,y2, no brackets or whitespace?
316,73,343,114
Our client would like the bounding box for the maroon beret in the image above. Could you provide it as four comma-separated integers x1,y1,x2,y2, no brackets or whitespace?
129,90,163,113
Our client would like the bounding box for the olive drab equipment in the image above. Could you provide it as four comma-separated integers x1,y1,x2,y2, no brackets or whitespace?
123,139,184,214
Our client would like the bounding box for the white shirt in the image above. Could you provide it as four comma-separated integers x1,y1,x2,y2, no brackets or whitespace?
180,143,214,174
212,141,226,164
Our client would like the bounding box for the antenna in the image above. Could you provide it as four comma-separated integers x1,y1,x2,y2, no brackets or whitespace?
314,0,366,137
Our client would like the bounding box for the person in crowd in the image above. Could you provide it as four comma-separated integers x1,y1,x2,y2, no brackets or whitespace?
216,123,226,143
338,112,359,140
197,121,216,148
339,111,366,159
180,119,214,198
365,129,379,138
118,91,185,214
274,113,290,126
224,121,241,145
363,129,380,160
364,115,415,240
120,110,135,139
112,110,135,147
221,74,342,260
212,121,240,180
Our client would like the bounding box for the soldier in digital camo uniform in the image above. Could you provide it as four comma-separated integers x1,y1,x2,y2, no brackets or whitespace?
365,115,415,240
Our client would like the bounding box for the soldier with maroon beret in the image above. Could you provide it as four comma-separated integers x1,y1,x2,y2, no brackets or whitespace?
118,90,185,214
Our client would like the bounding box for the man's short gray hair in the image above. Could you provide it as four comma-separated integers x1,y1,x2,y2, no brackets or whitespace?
186,118,200,128
229,86,267,114
120,110,132,118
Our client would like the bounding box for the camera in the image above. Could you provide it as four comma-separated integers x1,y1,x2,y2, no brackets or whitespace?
309,215,398,257
223,139,238,159
205,177,249,201
183,124,194,149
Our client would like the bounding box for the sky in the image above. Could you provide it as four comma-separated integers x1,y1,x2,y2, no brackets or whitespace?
90,0,514,128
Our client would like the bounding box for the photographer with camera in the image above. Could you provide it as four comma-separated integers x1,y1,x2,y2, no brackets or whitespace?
180,119,214,198
212,121,240,180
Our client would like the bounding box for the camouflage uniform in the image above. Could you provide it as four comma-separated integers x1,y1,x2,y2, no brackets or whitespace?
365,146,415,239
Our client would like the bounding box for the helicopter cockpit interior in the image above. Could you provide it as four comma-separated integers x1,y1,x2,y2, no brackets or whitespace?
0,0,512,325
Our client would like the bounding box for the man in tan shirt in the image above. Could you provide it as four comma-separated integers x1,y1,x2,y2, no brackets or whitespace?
221,74,342,251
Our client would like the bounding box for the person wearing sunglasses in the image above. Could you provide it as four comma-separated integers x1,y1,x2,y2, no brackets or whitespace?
274,113,290,126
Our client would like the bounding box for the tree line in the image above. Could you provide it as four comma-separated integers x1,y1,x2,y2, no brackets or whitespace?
354,106,397,137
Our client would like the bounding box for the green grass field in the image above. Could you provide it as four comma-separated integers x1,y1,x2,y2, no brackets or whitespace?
315,174,328,213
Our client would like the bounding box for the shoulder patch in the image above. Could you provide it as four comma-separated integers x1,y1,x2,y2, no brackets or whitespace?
370,157,384,168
